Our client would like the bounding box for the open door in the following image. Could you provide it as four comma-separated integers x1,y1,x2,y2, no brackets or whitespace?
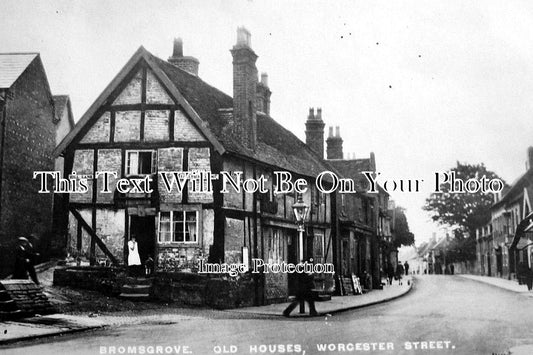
129,216,156,267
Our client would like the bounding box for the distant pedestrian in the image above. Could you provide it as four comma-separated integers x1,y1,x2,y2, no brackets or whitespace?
386,262,394,285
404,261,410,276
396,262,404,285
13,237,40,285
283,261,317,317
128,236,141,277
450,263,455,275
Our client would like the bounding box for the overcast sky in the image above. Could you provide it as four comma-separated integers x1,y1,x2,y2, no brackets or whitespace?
3,0,533,244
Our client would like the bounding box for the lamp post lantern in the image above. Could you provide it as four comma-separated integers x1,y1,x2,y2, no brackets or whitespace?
292,194,310,262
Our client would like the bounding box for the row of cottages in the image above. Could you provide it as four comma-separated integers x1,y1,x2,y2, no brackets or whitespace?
0,52,73,277
475,147,533,280
304,112,392,289
53,29,339,305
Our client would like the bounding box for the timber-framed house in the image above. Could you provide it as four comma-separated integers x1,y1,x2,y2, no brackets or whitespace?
54,28,336,305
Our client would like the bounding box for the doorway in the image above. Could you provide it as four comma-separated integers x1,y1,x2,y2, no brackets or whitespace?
129,216,155,266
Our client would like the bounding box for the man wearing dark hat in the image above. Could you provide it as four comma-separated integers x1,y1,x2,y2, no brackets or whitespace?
13,236,40,285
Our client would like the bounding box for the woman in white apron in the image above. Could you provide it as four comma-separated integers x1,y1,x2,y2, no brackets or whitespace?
128,236,141,276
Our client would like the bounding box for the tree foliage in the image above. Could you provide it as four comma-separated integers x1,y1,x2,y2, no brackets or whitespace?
392,206,415,248
423,162,504,237
423,162,504,261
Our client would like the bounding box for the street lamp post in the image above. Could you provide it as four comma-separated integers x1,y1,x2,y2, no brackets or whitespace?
292,194,310,314
292,195,310,262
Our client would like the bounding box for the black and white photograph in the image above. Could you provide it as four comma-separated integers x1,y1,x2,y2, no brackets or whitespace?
1,1,533,354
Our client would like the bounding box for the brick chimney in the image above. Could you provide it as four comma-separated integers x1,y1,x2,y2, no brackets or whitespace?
527,146,533,171
168,38,199,76
326,126,343,159
256,72,271,115
231,27,258,150
305,108,325,159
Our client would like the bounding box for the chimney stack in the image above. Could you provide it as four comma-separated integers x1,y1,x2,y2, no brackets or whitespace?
168,38,200,76
256,72,271,115
231,27,258,150
527,146,533,171
305,107,325,159
326,125,343,159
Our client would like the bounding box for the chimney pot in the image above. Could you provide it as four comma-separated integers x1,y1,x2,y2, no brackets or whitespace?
308,108,315,119
526,147,533,170
236,27,252,47
261,72,268,87
328,126,334,138
335,126,340,137
316,108,322,120
168,38,199,76
173,38,184,57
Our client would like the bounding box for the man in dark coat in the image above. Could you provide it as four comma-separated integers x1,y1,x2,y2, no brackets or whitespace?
13,237,39,285
283,263,317,317
396,262,404,285
386,262,395,285
404,261,410,276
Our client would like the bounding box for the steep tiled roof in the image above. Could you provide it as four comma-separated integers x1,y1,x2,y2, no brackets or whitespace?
149,52,332,176
328,159,373,191
493,169,533,209
0,53,38,89
55,47,333,177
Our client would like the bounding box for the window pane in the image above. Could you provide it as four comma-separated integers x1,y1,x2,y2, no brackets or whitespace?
185,211,197,242
127,152,138,175
159,212,171,243
138,151,153,175
173,211,185,242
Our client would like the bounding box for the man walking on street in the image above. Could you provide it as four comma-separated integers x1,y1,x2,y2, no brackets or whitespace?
283,261,317,317
396,262,404,285
404,261,410,276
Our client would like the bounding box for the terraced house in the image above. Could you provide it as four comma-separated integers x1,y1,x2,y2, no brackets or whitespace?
54,28,336,306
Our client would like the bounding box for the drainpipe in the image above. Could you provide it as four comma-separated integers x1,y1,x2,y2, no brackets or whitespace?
0,90,7,224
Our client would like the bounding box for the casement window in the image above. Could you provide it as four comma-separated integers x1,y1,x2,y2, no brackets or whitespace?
158,210,199,243
126,150,157,175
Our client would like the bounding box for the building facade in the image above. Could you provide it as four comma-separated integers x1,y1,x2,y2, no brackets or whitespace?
305,112,388,290
0,53,58,277
477,147,533,280
54,29,336,305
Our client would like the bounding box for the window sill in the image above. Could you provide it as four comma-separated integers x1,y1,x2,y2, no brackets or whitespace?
158,242,200,248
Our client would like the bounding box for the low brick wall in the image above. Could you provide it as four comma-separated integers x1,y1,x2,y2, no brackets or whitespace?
154,272,255,309
53,267,256,309
53,266,126,295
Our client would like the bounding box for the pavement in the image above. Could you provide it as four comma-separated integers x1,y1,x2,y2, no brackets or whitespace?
0,276,414,345
0,314,105,345
458,274,533,295
231,276,414,317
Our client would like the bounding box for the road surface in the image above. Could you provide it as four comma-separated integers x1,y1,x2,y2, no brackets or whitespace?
3,275,533,354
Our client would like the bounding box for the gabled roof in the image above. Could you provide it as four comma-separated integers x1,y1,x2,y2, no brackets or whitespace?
0,53,38,89
53,95,75,128
54,46,333,177
149,54,333,176
493,168,533,209
54,47,225,157
328,157,389,196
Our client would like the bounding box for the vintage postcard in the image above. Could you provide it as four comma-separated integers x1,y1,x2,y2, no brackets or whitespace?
1,1,533,354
